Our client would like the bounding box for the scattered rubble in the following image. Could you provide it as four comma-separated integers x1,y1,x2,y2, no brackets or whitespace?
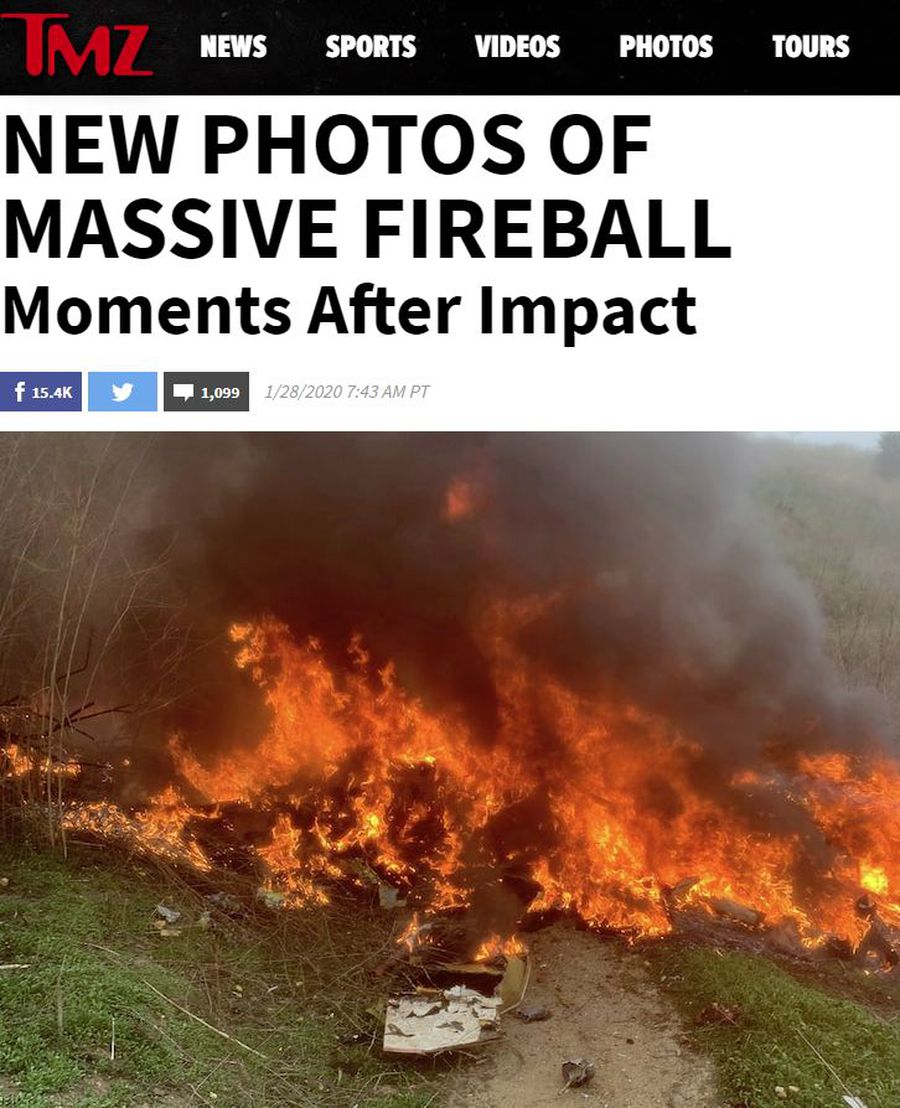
515,1003,552,1022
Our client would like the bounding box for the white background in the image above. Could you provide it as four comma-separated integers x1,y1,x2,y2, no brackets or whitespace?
1,95,897,431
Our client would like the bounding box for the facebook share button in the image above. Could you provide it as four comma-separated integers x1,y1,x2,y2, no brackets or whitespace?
0,372,82,412
88,371,158,411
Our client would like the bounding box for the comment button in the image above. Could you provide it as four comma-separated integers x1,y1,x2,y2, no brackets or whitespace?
163,372,250,412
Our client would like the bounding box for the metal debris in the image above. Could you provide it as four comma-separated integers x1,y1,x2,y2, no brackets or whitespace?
383,986,502,1055
154,904,181,924
561,1057,595,1090
428,960,505,978
516,1004,552,1022
497,953,530,1011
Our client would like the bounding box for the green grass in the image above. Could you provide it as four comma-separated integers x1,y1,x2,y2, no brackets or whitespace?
0,843,437,1108
645,941,900,1108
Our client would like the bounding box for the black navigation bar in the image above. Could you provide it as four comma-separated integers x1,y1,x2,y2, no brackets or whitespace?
0,1,897,94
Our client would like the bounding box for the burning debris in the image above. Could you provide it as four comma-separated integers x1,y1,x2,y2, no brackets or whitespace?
12,607,900,969
28,610,900,969
59,616,895,961
854,895,899,971
3,435,900,965
57,611,898,959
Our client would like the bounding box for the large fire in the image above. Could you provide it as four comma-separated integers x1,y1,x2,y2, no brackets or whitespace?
59,600,900,950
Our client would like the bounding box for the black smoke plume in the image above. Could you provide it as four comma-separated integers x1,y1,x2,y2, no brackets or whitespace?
142,432,889,777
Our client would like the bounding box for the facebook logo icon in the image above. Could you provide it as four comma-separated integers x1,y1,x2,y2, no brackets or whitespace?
88,372,158,412
0,372,82,411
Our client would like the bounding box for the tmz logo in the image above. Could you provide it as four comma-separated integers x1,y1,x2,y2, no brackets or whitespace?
0,12,153,76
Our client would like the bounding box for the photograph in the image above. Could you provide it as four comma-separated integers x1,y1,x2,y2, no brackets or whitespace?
1,432,897,1107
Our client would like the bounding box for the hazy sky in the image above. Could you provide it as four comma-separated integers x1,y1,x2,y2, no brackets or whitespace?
759,432,879,451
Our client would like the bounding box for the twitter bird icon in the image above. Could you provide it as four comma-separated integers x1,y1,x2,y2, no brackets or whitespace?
89,372,157,412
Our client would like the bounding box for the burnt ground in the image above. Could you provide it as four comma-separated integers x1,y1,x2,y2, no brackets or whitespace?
446,923,719,1108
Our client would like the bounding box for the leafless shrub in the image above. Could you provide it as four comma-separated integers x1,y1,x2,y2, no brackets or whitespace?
0,433,191,847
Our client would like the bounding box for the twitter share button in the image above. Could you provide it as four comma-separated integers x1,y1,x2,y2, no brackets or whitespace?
88,372,158,412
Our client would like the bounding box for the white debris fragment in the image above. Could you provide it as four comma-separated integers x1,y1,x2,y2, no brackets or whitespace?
383,987,502,1055
842,1097,869,1108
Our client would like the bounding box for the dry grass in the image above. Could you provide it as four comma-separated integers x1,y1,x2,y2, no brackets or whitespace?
0,841,439,1108
756,437,900,710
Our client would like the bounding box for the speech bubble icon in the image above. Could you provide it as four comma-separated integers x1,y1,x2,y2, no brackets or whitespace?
172,382,195,401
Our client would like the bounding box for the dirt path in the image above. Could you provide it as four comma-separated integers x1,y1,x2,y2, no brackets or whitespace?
447,924,720,1108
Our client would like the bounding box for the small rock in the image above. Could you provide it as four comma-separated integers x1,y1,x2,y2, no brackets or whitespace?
561,1058,595,1090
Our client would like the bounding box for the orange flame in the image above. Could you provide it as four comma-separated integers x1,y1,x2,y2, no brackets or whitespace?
59,605,900,947
444,477,477,521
